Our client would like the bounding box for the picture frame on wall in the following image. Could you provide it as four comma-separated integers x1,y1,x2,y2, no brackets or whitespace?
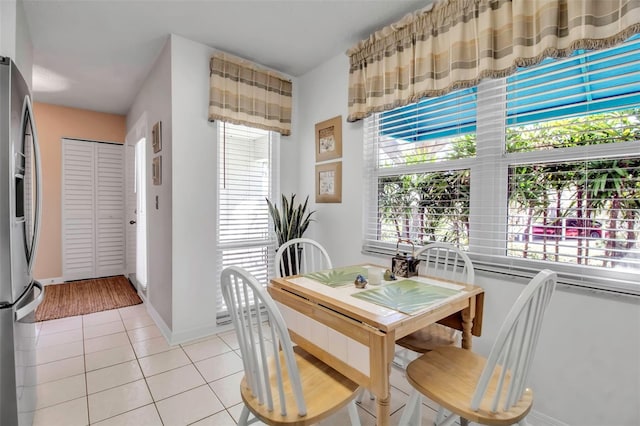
315,115,342,162
152,121,162,153
152,156,162,185
315,161,342,203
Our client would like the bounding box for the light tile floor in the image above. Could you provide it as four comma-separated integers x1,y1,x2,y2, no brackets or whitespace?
33,303,443,425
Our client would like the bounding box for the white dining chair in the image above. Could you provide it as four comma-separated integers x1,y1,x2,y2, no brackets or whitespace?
394,242,475,370
399,269,557,426
221,266,361,426
275,237,332,277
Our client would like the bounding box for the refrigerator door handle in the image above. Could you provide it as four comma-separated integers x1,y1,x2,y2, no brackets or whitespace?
15,281,44,321
21,95,42,273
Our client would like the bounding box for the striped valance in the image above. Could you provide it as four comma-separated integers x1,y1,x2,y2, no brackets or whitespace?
346,0,640,122
209,52,292,135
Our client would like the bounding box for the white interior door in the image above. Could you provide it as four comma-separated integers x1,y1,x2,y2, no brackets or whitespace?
95,143,125,277
62,140,96,280
62,139,124,280
135,139,148,289
125,144,136,279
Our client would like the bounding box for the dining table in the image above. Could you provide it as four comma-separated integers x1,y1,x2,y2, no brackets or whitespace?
267,264,485,426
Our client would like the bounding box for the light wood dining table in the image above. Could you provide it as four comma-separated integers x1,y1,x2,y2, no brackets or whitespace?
268,264,484,426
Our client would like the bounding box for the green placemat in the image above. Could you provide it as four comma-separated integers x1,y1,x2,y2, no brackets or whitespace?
303,266,369,287
351,279,461,315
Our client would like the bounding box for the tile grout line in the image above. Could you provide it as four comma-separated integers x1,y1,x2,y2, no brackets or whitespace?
122,306,166,426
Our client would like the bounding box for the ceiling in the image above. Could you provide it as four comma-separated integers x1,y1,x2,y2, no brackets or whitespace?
22,0,429,115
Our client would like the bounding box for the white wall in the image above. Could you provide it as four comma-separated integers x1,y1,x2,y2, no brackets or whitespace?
295,54,364,265
0,0,17,59
1,0,33,86
296,52,640,425
127,37,173,330
129,34,299,343
14,0,32,85
168,35,299,342
168,34,218,342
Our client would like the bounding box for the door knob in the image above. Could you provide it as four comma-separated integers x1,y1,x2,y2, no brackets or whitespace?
129,220,136,225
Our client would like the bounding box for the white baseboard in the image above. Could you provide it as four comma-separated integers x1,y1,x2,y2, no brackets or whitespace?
38,277,64,285
39,272,130,285
143,300,172,342
143,300,231,346
168,322,222,346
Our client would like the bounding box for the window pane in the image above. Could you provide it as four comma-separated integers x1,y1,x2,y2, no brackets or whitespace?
373,170,470,246
380,87,477,142
216,122,277,323
507,109,640,152
507,157,640,270
506,35,640,152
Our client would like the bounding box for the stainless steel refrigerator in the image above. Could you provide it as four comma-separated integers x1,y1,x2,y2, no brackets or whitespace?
0,56,45,426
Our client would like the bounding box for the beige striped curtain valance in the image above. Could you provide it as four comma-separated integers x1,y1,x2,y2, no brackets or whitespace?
209,52,293,135
346,0,640,122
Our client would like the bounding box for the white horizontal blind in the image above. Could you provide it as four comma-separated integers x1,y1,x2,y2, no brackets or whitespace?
216,122,278,324
500,37,640,283
363,36,640,295
363,87,476,254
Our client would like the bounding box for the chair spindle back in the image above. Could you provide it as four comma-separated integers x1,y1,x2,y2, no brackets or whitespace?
221,266,307,417
415,242,474,284
471,269,557,413
275,238,332,277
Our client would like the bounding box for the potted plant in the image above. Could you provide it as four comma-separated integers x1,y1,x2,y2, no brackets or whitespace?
266,194,315,275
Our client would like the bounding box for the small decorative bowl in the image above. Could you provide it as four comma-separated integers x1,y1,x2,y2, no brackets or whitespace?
354,274,368,289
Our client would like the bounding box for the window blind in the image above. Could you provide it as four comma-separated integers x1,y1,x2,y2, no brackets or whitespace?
363,36,640,295
363,86,476,255
215,122,279,324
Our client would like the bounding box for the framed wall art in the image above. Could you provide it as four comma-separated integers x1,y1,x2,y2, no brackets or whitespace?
315,161,342,203
152,155,162,185
152,121,162,153
315,115,342,162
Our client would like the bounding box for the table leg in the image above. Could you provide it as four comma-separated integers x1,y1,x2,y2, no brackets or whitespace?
461,310,472,350
461,297,477,350
370,332,393,426
376,395,391,426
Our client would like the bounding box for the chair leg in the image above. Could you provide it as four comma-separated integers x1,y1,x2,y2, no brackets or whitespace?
238,405,251,426
435,409,458,426
355,388,375,403
393,348,411,373
398,389,422,426
347,400,362,426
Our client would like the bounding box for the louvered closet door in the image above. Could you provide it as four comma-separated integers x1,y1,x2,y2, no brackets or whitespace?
95,143,125,277
62,140,96,280
62,139,124,280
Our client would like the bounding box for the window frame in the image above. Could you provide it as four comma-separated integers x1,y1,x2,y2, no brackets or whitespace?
214,121,280,324
363,74,640,297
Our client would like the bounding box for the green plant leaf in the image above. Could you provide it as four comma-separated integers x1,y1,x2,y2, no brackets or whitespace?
266,193,316,248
